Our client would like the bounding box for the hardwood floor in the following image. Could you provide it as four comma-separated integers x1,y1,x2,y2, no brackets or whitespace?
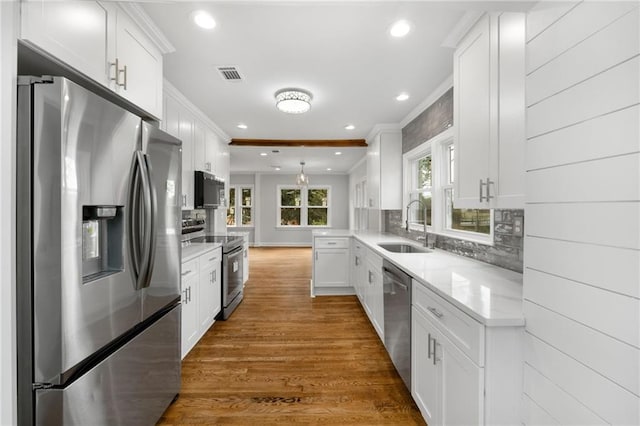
158,247,425,425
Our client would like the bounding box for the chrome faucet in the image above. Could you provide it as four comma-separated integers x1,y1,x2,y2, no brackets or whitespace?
405,199,429,247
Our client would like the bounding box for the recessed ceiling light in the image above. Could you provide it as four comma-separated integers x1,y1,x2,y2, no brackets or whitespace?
396,93,410,101
335,151,342,156
260,152,268,156
273,166,281,171
390,20,411,38
237,123,248,129
344,124,355,130
191,10,216,30
326,168,332,171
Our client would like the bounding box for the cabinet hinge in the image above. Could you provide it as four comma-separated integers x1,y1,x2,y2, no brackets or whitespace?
32,383,54,390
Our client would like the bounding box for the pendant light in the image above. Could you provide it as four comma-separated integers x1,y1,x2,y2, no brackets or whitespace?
296,161,309,186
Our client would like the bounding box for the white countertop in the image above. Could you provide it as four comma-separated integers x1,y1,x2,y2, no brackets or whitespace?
313,229,524,327
181,241,222,263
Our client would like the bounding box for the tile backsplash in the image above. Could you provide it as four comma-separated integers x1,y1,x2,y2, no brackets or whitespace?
383,209,524,273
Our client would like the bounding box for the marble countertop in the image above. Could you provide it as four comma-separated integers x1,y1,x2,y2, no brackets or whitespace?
312,229,524,327
181,241,222,263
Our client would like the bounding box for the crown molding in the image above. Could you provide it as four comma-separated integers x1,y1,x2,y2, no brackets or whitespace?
118,3,176,54
399,75,453,129
365,123,401,144
347,155,367,175
441,10,484,49
164,79,231,143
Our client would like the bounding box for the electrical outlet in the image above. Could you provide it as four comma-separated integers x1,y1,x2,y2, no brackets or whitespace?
513,217,523,236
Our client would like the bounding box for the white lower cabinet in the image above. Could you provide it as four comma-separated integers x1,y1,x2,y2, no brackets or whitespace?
412,280,522,425
312,237,352,295
198,249,222,335
181,248,222,359
180,258,199,359
364,248,384,341
351,241,365,304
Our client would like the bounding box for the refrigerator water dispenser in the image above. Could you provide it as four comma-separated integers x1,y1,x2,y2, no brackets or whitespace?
82,205,124,283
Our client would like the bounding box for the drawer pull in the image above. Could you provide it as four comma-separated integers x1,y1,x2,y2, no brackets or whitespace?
181,270,192,276
427,306,444,318
208,257,216,262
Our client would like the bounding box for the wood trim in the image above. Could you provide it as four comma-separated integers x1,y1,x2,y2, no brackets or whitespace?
230,138,367,147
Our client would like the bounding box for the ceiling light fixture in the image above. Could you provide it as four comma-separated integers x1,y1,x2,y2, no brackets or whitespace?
326,168,332,171
237,123,248,129
191,10,216,30
260,152,268,156
335,151,342,156
296,161,310,186
275,88,312,114
345,124,355,130
390,20,411,37
396,92,410,101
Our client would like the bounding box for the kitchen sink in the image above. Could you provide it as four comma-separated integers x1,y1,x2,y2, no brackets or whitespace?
377,243,432,254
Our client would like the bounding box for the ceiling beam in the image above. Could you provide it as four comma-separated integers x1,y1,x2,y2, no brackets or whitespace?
230,138,367,147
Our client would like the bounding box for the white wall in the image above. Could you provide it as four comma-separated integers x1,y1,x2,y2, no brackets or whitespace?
250,173,350,246
523,2,639,424
0,2,18,424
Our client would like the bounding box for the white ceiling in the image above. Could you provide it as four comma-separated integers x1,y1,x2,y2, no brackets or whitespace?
141,1,533,174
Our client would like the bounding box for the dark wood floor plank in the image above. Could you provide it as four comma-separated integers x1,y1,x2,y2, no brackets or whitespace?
158,247,425,425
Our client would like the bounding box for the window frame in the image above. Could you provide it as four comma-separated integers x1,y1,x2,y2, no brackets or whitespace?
402,128,493,245
226,185,254,228
276,185,331,228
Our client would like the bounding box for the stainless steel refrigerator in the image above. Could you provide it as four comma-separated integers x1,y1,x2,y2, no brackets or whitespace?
16,76,182,425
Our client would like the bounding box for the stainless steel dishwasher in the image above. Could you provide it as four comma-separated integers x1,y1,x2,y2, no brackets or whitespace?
382,259,412,390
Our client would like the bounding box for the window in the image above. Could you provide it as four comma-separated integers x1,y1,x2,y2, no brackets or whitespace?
226,186,253,226
278,186,330,227
407,153,433,228
442,143,491,235
403,129,492,243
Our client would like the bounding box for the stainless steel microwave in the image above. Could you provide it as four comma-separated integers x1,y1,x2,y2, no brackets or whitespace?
194,171,225,208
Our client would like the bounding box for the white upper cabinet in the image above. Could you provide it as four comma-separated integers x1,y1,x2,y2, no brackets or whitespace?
453,13,525,209
366,130,402,210
21,1,165,118
21,1,110,85
113,8,163,117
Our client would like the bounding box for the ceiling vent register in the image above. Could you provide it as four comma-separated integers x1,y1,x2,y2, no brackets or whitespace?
217,66,242,81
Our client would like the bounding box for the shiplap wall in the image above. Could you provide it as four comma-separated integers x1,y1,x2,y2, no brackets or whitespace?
523,2,640,424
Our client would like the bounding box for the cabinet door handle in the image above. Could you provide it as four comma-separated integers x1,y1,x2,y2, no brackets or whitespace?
368,271,373,284
208,257,216,262
181,270,192,276
355,256,360,266
327,242,337,245
427,333,432,359
315,251,318,260
182,289,188,304
427,306,444,318
119,64,128,90
206,162,212,172
432,337,438,365
486,177,494,201
109,58,120,85
213,270,216,283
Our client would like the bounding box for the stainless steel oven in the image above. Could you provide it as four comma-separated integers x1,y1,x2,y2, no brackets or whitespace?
221,243,244,320
181,224,244,321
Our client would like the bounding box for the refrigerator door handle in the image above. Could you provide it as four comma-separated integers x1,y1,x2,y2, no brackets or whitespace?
141,153,157,289
128,152,143,287
128,151,154,290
